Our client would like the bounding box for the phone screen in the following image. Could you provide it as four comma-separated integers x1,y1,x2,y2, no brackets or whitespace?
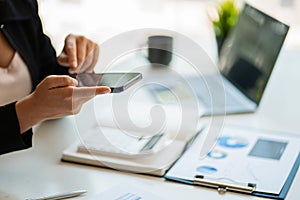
75,72,142,93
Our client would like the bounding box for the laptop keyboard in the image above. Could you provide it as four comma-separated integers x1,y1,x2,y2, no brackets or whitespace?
145,75,256,115
188,76,246,109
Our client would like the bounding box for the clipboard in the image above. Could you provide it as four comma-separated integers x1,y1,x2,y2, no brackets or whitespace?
165,153,300,199
164,126,300,199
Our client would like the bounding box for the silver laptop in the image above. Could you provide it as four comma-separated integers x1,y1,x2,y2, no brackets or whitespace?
188,3,289,115
147,4,289,115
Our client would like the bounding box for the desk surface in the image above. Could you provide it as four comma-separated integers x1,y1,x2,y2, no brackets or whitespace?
1,0,300,199
1,50,299,200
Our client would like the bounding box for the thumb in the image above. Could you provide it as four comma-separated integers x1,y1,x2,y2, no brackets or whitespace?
43,75,78,89
95,86,111,95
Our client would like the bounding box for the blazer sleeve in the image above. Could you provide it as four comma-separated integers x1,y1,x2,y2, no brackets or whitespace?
0,102,33,155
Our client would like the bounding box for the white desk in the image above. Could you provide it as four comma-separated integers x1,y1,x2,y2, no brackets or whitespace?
1,49,300,200
1,0,300,199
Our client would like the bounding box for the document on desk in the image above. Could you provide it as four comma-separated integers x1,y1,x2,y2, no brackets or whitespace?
88,184,163,200
165,126,300,198
62,126,192,176
62,91,204,176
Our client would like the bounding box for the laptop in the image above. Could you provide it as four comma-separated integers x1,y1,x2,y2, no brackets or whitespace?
186,3,289,115
147,4,289,115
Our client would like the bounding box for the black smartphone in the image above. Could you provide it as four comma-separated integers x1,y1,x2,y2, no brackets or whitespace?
74,72,142,93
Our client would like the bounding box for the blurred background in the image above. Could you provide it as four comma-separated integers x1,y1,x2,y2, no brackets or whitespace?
37,0,300,133
38,0,300,57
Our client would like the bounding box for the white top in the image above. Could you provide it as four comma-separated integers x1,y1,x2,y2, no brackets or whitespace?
0,52,32,106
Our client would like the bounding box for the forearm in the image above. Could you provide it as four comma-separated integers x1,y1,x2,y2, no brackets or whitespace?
15,94,42,134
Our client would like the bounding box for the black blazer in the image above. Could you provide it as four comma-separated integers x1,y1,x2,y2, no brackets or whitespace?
0,0,68,155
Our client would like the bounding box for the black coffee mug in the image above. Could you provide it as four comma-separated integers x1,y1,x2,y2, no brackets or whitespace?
147,35,173,66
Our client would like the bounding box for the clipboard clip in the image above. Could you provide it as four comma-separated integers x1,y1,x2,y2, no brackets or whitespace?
193,175,256,194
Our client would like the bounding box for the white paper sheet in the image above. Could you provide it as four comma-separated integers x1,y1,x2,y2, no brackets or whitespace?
87,184,163,200
165,126,300,194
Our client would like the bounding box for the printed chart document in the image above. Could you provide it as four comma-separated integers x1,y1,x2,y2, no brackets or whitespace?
165,126,300,198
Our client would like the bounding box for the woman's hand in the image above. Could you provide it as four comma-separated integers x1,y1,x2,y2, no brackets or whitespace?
57,34,99,74
16,75,110,133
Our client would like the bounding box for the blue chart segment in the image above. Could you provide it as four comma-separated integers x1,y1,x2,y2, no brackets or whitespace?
207,150,227,159
196,166,218,174
218,136,249,149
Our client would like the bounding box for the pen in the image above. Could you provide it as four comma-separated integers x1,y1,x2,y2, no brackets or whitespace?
25,189,87,200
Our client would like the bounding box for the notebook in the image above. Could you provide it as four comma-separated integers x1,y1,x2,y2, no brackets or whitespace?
62,67,206,176
61,126,195,176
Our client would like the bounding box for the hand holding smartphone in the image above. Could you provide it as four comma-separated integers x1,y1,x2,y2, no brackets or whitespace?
74,72,142,93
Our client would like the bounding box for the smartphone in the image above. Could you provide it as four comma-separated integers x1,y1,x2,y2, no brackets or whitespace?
75,72,142,93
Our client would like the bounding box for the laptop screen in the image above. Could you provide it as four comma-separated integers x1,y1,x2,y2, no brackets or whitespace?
219,4,289,104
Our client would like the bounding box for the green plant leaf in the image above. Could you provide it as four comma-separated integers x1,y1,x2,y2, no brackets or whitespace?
212,0,240,39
